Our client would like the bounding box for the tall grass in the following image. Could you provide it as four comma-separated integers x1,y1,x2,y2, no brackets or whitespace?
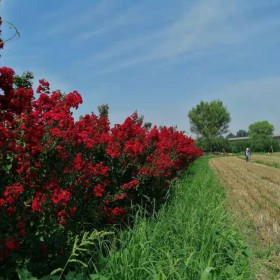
89,157,252,280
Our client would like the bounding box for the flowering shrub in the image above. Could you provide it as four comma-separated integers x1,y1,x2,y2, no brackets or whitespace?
0,67,203,276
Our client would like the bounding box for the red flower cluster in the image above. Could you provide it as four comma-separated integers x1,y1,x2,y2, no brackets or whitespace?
120,180,139,190
0,67,203,274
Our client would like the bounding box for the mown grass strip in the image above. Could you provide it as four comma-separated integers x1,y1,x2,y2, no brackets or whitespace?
89,157,252,280
236,154,280,169
255,160,280,169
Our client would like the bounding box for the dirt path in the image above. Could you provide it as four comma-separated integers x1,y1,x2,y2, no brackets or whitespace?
210,156,280,279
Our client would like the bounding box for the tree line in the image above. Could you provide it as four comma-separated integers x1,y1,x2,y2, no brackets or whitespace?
188,100,279,153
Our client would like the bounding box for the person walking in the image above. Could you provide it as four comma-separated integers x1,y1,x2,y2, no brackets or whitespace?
245,148,251,162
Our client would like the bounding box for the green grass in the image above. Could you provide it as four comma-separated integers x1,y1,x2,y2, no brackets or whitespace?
255,160,280,169
87,157,253,280
236,155,280,169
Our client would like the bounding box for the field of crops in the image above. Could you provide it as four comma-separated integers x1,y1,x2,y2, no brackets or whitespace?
247,152,280,168
210,155,280,279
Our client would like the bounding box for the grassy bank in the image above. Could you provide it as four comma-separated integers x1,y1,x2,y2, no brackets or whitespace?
84,157,252,280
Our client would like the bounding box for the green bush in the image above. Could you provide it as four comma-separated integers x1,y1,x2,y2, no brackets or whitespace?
249,137,280,152
195,136,232,153
229,139,250,153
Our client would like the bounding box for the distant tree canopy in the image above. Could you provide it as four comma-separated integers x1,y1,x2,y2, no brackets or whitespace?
248,121,276,152
13,71,34,89
98,104,109,117
188,100,231,151
188,100,230,138
195,136,231,153
236,130,248,137
227,130,248,138
248,121,274,138
226,132,235,139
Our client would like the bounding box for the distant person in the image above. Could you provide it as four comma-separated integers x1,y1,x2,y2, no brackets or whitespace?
245,148,251,162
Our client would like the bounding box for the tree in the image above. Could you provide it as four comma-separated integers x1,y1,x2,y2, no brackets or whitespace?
226,132,235,138
188,100,231,151
236,130,248,137
13,71,34,89
248,121,274,138
196,136,231,153
97,103,109,117
248,121,275,152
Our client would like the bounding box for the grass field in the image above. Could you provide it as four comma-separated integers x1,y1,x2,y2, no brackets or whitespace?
87,157,252,280
247,152,280,169
210,156,280,279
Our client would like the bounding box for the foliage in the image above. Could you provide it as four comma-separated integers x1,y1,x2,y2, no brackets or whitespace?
230,139,250,153
236,129,248,137
188,100,231,151
249,137,279,153
227,130,248,139
248,121,274,138
50,230,112,279
0,67,203,277
195,136,231,153
97,104,109,118
247,121,275,152
226,132,235,139
226,138,279,154
14,71,34,90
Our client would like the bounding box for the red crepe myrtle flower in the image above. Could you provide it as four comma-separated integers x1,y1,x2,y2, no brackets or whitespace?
0,198,6,207
16,221,26,230
69,206,77,216
112,207,125,217
52,189,71,206
4,239,20,251
93,184,104,197
114,193,127,201
6,206,15,216
120,180,139,190
3,184,24,199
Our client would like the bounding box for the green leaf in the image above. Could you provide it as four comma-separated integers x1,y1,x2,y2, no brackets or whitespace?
16,268,38,280
184,251,195,267
200,267,215,280
89,274,109,280
50,268,63,276
3,164,12,171
68,259,88,267
6,154,13,160
65,271,83,280
40,276,60,280
76,247,88,252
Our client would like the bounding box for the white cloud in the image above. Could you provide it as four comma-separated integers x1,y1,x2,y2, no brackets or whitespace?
86,0,280,74
79,5,151,41
44,0,119,37
86,0,235,72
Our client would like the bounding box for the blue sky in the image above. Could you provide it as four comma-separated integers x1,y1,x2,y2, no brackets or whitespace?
1,0,280,136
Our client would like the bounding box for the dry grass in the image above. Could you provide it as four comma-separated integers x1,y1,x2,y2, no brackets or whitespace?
250,153,280,167
210,156,280,280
